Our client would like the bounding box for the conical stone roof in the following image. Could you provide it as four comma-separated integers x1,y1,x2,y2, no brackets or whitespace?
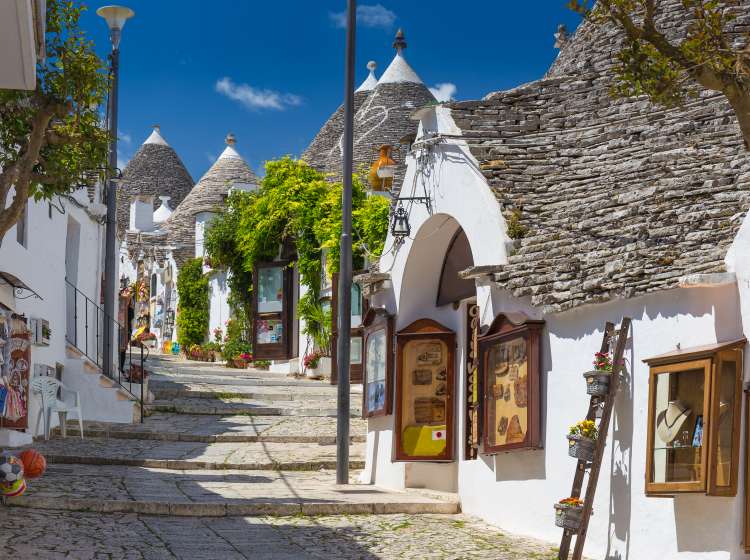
164,134,259,266
117,126,194,238
321,30,436,186
302,61,378,174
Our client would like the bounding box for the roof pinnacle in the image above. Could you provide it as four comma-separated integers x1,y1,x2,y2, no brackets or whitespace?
226,132,236,146
393,28,407,55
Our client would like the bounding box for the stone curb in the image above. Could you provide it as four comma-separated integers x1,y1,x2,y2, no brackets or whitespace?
151,389,338,402
7,497,460,517
41,454,366,472
52,428,367,444
146,403,361,417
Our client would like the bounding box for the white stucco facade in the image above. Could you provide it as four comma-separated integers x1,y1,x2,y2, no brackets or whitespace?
0,188,137,445
361,106,750,559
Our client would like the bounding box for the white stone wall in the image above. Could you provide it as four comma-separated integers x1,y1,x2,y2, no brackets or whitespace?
0,189,122,441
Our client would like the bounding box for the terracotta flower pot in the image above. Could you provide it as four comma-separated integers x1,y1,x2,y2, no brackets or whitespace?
231,359,247,369
567,433,596,462
554,503,584,530
583,370,611,397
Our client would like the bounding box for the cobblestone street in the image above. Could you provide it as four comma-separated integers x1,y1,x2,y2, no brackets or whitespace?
0,510,558,560
0,356,559,558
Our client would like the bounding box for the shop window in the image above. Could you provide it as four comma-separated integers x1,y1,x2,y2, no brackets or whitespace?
394,319,455,461
252,261,293,360
331,273,367,384
361,308,394,418
644,340,744,496
478,313,545,453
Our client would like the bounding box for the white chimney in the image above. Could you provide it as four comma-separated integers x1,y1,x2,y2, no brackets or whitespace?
129,195,154,232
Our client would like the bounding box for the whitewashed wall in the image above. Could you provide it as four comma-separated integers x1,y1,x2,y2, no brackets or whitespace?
0,189,132,441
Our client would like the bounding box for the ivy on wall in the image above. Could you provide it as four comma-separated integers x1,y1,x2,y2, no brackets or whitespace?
176,258,209,350
204,157,390,354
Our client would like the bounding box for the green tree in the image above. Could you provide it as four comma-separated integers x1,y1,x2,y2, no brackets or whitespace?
0,0,109,238
176,258,209,350
204,157,391,356
569,0,750,148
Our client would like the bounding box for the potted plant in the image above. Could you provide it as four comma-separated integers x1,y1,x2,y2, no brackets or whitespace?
554,497,585,530
252,359,270,370
567,420,598,461
582,351,614,396
303,351,323,379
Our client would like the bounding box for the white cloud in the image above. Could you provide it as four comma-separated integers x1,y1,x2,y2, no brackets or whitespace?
119,132,132,145
215,77,303,111
330,4,396,29
429,83,457,102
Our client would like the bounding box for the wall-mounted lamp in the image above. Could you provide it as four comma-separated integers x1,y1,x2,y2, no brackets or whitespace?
390,205,411,239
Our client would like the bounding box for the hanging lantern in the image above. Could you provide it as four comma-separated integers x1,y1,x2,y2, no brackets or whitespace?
368,145,396,192
391,205,411,239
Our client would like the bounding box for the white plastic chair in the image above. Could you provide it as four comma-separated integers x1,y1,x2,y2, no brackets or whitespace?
30,377,84,440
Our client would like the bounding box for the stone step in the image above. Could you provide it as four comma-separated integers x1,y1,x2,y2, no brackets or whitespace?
150,383,344,402
8,464,460,517
151,370,344,388
146,397,361,417
24,437,366,472
56,414,367,444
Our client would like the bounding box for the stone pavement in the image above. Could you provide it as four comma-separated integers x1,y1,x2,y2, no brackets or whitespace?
7,353,456,517
0,510,560,559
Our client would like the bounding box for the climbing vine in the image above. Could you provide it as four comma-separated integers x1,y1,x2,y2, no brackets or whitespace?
204,157,390,354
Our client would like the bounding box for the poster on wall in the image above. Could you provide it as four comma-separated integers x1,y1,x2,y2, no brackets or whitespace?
0,312,30,430
479,313,544,453
394,319,455,461
256,319,283,345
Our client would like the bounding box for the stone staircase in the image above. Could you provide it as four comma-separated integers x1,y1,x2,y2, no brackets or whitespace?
63,343,142,423
9,355,459,517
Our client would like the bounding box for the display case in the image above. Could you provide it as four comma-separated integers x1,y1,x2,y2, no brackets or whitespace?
252,261,294,360
331,273,367,384
478,313,544,453
361,308,394,418
394,319,455,461
644,339,744,496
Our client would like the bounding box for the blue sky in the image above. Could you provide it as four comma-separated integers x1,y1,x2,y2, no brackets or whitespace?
80,2,582,180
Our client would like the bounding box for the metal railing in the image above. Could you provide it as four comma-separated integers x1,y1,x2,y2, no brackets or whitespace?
64,278,144,422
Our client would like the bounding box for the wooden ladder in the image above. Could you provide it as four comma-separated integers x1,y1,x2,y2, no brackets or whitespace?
558,317,631,560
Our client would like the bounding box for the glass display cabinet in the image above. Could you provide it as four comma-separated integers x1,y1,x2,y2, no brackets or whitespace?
331,273,367,384
252,261,294,360
394,319,455,461
478,313,545,453
361,307,394,418
644,339,744,496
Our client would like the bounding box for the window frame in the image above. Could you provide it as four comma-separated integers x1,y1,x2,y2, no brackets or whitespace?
361,307,394,419
644,340,745,497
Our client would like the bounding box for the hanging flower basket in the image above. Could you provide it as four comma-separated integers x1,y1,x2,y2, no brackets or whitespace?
554,499,585,531
583,370,611,396
567,433,596,461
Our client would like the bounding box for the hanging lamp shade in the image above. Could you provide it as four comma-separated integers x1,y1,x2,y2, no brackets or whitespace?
368,145,396,191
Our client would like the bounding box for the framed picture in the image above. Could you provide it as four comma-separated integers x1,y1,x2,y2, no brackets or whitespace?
692,414,704,448
362,308,393,418
479,313,544,454
394,318,455,462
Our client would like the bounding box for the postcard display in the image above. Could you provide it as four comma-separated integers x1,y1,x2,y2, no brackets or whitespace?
479,314,544,453
253,262,293,360
0,312,30,430
395,319,455,461
362,308,393,418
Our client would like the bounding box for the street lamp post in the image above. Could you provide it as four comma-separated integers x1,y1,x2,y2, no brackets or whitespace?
336,0,356,485
98,5,134,379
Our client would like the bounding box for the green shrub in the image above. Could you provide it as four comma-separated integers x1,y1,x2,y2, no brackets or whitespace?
176,258,209,350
